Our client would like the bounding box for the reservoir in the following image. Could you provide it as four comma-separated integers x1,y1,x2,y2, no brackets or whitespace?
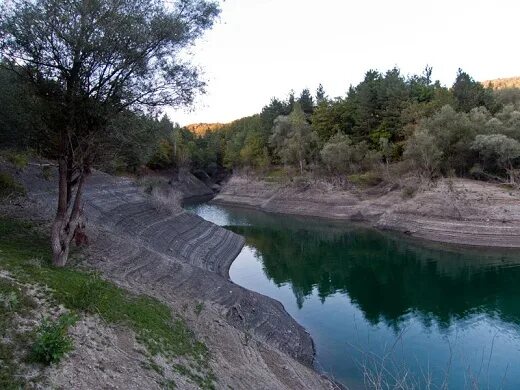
187,203,520,389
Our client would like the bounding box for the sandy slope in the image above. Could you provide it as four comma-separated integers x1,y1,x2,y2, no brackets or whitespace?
3,162,336,390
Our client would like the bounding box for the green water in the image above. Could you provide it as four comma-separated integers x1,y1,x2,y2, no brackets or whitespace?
187,203,520,389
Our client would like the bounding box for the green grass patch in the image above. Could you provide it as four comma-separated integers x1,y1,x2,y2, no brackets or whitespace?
0,216,213,385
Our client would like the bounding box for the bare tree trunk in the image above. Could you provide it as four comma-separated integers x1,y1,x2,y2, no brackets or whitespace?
299,159,303,175
51,157,87,267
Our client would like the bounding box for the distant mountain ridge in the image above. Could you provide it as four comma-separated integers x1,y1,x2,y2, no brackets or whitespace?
482,76,520,90
185,122,225,136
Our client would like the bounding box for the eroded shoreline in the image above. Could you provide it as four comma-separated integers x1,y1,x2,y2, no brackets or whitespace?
212,175,520,249
3,163,336,390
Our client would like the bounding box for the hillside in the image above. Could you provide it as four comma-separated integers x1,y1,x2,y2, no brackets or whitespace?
185,122,225,136
0,159,334,389
482,76,520,89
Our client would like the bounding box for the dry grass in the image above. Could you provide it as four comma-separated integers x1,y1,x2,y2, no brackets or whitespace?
150,186,183,213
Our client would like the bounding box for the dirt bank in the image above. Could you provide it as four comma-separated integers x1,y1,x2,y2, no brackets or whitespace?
212,175,520,248
3,162,336,390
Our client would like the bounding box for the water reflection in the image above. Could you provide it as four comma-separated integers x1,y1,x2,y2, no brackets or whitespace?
231,224,520,331
187,203,520,388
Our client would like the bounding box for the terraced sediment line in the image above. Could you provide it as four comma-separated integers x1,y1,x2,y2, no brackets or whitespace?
213,175,520,248
14,166,317,367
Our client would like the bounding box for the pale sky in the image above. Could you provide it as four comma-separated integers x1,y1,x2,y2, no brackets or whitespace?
167,0,520,125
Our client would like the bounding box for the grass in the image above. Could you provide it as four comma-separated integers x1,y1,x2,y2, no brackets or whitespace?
0,216,214,387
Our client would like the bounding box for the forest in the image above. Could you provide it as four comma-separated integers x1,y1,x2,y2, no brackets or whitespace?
185,67,520,185
2,65,520,186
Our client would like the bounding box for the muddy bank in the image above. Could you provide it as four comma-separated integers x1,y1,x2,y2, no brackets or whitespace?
212,175,520,248
5,163,335,390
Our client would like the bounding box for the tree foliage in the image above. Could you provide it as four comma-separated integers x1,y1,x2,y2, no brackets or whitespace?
0,0,219,266
269,103,318,173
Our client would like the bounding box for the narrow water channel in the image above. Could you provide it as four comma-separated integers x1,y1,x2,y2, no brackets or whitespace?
186,203,520,389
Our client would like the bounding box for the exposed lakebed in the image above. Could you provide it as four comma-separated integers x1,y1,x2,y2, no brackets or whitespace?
187,203,520,389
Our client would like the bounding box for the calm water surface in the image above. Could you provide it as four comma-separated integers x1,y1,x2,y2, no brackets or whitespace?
186,203,520,389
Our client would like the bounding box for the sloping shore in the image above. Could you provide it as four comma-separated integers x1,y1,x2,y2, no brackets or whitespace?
212,175,520,248
5,163,335,390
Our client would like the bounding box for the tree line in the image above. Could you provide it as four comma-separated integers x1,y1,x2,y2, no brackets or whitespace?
183,67,520,184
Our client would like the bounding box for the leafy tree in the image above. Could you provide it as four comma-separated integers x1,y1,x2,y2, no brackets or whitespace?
269,103,319,174
471,134,520,183
320,133,354,173
0,65,43,148
240,132,269,168
321,133,380,174
105,112,169,173
311,97,358,143
260,98,288,134
419,105,476,175
351,70,382,139
403,129,442,178
373,68,409,143
379,137,393,170
409,66,435,103
0,0,219,266
287,90,296,114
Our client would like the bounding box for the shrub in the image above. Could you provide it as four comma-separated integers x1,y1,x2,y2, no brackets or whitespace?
150,186,182,213
401,185,417,199
0,172,25,198
6,151,29,170
31,314,76,365
321,134,381,174
348,171,383,187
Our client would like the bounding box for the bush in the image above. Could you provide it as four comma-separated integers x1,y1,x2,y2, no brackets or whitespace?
321,134,381,174
150,186,182,213
6,151,29,170
31,314,76,365
0,172,25,198
348,171,383,187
